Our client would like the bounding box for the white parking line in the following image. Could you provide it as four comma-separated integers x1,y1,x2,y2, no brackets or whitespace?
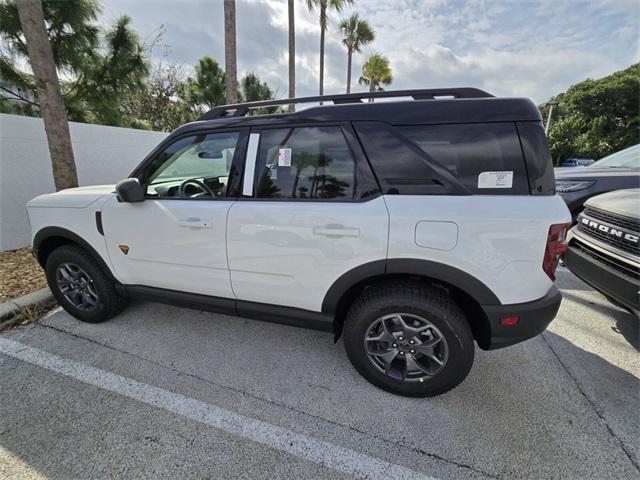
0,338,436,480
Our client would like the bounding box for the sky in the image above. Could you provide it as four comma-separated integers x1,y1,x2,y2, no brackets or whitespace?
98,0,640,104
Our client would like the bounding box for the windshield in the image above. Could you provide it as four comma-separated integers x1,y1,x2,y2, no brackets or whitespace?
591,144,640,168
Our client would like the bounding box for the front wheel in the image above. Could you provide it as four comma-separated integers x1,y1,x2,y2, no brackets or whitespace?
343,280,475,397
45,244,128,323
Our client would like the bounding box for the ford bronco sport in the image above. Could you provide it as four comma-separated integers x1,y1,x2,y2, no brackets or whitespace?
27,88,571,396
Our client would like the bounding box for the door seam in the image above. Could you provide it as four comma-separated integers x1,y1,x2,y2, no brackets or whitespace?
381,195,391,273
225,200,239,299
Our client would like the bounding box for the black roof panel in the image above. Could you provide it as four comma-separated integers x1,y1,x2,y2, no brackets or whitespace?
174,94,542,137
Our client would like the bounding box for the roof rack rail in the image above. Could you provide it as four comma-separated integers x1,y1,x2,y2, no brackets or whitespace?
198,87,494,120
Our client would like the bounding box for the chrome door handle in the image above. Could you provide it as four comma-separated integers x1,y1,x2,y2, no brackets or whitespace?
313,225,360,237
178,219,212,229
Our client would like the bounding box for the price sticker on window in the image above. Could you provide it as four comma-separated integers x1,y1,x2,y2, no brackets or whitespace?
478,171,513,188
278,148,292,167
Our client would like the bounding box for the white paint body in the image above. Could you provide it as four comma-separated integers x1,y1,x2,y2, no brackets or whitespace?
100,196,235,298
27,184,570,309
226,197,389,310
27,187,115,282
384,195,570,304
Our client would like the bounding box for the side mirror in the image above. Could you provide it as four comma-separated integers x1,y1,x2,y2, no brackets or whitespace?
115,178,145,203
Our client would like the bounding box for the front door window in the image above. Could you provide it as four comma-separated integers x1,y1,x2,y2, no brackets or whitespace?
141,132,241,198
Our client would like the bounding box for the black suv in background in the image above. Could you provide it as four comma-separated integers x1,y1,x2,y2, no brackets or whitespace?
556,144,640,221
563,189,640,316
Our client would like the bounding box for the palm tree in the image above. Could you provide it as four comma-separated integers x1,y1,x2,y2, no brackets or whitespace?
223,0,238,104
16,0,78,190
306,0,353,98
338,13,374,94
288,0,295,110
359,53,392,100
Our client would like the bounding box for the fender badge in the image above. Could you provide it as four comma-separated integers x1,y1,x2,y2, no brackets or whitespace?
118,245,129,255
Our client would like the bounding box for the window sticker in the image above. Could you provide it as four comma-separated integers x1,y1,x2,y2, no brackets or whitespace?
278,148,292,167
477,171,513,189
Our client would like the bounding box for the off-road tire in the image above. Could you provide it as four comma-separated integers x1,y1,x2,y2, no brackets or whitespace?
45,244,128,323
343,280,475,397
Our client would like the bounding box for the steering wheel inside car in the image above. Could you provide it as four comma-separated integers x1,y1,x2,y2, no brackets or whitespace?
178,179,215,198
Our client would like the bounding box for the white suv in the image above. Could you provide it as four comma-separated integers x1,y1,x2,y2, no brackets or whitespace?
27,89,571,396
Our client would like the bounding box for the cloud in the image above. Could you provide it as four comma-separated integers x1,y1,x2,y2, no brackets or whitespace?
99,0,639,104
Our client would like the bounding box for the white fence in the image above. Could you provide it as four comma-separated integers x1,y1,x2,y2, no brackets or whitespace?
0,113,168,251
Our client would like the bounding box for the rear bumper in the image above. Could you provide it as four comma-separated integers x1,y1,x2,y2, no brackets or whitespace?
563,241,639,315
480,286,562,350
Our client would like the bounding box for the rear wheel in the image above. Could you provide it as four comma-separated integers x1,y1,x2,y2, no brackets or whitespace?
343,280,475,397
45,244,128,323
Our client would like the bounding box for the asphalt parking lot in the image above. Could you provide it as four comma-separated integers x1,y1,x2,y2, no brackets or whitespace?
1,269,638,479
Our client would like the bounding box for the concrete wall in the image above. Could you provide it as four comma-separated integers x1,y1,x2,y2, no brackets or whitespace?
0,113,168,251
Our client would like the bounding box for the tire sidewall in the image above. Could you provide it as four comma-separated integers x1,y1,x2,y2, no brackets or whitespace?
45,246,114,323
345,296,474,397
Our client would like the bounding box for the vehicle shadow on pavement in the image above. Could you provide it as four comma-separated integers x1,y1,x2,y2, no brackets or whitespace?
541,331,639,469
560,290,639,350
613,315,640,351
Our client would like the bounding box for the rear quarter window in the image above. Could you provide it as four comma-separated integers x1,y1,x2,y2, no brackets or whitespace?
516,122,555,195
397,123,529,195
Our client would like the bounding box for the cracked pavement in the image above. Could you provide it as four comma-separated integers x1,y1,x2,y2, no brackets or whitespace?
1,269,638,479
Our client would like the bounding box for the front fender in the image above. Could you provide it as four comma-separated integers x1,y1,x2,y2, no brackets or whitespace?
32,226,117,282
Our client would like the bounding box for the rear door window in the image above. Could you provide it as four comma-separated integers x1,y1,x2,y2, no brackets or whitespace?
397,123,528,194
254,126,359,200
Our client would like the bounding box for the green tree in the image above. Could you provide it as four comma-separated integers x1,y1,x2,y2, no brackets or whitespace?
239,72,279,114
121,62,193,132
0,0,100,96
306,0,353,97
184,60,278,116
239,72,273,101
338,13,374,94
541,63,640,163
67,14,149,126
0,0,149,127
359,53,392,97
184,56,226,112
0,95,38,116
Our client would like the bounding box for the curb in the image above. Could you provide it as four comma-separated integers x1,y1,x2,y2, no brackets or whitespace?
0,287,56,329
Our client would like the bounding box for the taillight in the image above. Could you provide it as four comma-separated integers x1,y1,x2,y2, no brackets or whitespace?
543,223,570,281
